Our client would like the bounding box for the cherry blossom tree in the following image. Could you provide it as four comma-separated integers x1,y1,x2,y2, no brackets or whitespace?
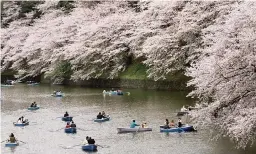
186,1,256,148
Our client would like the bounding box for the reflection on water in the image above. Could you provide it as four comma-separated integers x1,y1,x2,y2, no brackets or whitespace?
1,84,256,154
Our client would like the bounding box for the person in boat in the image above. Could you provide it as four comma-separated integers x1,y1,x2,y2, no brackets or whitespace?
70,121,76,128
178,118,182,127
34,102,37,107
66,122,71,128
97,112,103,119
20,116,25,123
30,102,35,107
130,120,140,128
17,118,22,124
64,111,69,117
141,122,147,128
102,111,107,118
86,136,95,144
8,133,16,143
56,90,62,96
169,120,175,127
164,119,170,129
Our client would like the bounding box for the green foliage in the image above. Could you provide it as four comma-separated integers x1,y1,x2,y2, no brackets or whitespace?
119,62,148,80
57,1,75,13
52,61,72,79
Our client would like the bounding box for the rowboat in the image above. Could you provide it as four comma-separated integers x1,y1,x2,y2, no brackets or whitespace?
160,125,196,133
5,142,19,147
177,111,189,116
13,121,29,126
1,84,14,87
94,116,110,122
117,127,152,133
64,127,77,133
103,90,130,96
28,106,40,110
27,83,39,86
82,144,97,151
62,116,73,121
51,94,63,97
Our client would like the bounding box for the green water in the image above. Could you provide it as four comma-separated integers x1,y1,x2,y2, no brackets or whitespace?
1,84,255,154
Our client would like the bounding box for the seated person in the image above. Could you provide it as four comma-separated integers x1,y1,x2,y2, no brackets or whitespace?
34,102,37,107
102,111,106,118
130,120,139,128
8,133,16,143
169,120,175,127
163,119,170,129
97,112,103,119
17,118,22,124
70,121,76,128
178,118,182,127
66,122,71,128
30,102,35,107
141,122,147,128
64,111,69,117
86,136,95,144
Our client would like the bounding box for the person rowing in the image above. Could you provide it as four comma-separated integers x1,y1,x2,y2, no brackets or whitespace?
130,120,139,128
17,116,26,123
64,111,69,117
70,121,76,128
97,112,103,119
8,133,17,143
86,136,95,144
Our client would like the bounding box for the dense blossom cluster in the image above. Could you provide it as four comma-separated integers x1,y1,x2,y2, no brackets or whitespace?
1,1,255,148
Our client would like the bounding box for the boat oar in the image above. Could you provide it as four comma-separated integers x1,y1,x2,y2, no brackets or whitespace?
1,140,7,143
76,128,87,131
17,140,26,144
96,144,110,148
49,128,64,132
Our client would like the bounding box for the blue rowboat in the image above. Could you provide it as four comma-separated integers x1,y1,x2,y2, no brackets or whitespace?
94,116,110,122
5,142,19,147
160,125,196,133
28,106,40,110
27,83,39,86
51,94,63,97
62,116,73,121
82,144,97,151
13,121,29,127
64,127,77,133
